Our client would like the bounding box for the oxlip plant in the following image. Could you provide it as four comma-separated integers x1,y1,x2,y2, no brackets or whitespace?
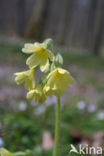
0,39,74,156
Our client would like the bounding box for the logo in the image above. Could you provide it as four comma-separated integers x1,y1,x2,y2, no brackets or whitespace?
69,144,103,155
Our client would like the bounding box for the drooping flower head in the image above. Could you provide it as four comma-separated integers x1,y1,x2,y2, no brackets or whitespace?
27,85,46,103
14,69,35,90
44,68,74,96
14,38,74,103
22,39,54,72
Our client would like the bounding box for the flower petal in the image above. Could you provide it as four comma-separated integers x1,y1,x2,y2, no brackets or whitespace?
22,44,36,53
26,53,40,69
27,90,35,100
40,59,49,72
15,74,25,85
14,69,35,90
45,67,74,96
57,68,66,74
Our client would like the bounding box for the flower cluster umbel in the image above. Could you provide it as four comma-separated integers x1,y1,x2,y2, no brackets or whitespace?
14,39,74,102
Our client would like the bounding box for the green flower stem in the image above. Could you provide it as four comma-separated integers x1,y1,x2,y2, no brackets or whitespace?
53,96,60,156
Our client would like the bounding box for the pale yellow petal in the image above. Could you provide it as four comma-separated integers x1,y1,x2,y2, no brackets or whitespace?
47,69,56,79
15,73,25,85
14,69,35,90
44,85,53,96
40,59,49,72
57,68,67,74
14,71,25,76
45,67,74,96
34,42,43,48
26,53,40,69
27,90,35,100
22,44,36,53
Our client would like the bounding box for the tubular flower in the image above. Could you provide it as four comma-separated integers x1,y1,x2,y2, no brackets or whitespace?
27,85,46,102
14,69,35,90
44,68,74,96
22,42,54,72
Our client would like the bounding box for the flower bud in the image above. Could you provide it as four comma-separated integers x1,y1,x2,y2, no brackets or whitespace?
55,53,63,66
44,38,53,48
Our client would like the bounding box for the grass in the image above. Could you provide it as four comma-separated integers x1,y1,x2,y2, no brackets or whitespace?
0,41,25,65
61,51,104,70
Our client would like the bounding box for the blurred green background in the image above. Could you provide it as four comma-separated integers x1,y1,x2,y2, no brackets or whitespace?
0,0,104,156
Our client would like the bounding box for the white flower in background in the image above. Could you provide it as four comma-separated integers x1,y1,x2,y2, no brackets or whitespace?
77,101,86,110
18,101,27,111
0,137,4,146
97,111,104,120
45,96,56,106
88,104,96,113
34,106,46,115
31,100,38,106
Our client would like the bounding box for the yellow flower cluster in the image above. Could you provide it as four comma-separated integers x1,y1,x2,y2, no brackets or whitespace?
14,39,74,102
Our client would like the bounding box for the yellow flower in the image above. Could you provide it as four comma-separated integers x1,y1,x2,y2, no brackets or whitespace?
27,85,46,102
44,68,74,96
22,42,54,72
0,148,13,156
14,69,35,90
